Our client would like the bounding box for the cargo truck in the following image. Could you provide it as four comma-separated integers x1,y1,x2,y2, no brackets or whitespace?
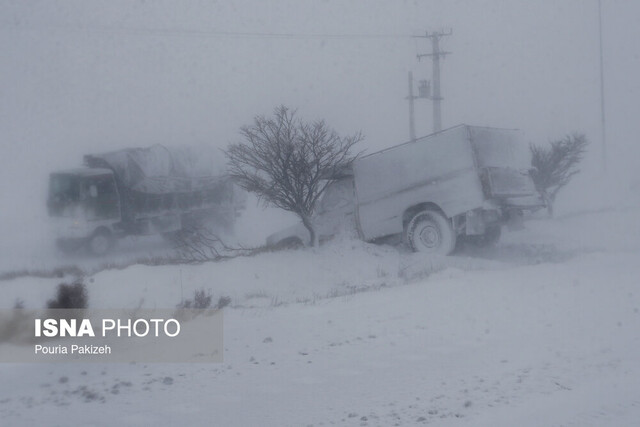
266,125,543,254
48,145,244,255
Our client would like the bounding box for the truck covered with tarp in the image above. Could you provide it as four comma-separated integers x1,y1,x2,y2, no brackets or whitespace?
48,145,244,254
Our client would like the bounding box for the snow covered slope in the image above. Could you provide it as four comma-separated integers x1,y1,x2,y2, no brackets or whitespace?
1,208,639,426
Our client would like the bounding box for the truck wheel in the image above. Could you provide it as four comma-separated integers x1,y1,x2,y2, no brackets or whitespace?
88,230,113,255
406,210,456,255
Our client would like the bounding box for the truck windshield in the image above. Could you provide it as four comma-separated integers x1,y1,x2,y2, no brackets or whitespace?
48,172,119,219
49,174,81,202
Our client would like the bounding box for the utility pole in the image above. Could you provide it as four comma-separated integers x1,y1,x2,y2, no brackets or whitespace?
408,71,416,141
416,30,452,133
406,71,430,141
597,0,607,173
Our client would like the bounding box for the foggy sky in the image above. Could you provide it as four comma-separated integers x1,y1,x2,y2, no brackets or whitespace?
1,0,639,246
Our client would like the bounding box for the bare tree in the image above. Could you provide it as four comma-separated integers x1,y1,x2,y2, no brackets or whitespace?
225,106,362,246
530,133,589,216
171,224,258,263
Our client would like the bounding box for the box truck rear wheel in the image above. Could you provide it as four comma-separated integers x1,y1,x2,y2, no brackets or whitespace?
406,210,456,255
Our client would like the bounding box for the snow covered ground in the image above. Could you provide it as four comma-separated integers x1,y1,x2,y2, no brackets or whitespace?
1,207,639,426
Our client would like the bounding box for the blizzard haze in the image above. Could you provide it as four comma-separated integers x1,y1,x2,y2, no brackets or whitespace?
2,2,640,425
2,1,640,258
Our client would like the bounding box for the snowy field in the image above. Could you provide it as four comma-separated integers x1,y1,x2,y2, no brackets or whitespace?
0,205,639,426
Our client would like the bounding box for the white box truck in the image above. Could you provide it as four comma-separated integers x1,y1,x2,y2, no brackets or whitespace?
266,125,543,254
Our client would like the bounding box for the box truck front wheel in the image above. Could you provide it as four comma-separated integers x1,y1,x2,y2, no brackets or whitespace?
406,210,456,255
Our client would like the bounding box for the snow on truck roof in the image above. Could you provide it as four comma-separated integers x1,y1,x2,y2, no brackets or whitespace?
83,144,227,194
359,124,521,159
51,168,113,177
325,125,525,180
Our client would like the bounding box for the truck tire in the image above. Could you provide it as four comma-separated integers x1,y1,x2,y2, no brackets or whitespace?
88,229,113,256
406,210,456,255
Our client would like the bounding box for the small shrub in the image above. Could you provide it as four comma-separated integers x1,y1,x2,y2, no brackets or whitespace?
178,289,231,310
179,288,213,309
530,133,589,216
47,282,88,309
217,296,231,309
193,289,213,309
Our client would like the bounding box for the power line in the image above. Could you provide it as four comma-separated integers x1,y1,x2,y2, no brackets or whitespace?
0,23,413,40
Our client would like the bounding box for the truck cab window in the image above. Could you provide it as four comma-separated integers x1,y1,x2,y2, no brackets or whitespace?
84,176,119,219
50,175,80,202
319,179,354,213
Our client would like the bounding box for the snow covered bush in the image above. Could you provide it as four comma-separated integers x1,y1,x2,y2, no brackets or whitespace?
178,288,212,309
530,133,589,216
46,281,88,309
178,289,231,309
217,296,231,309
